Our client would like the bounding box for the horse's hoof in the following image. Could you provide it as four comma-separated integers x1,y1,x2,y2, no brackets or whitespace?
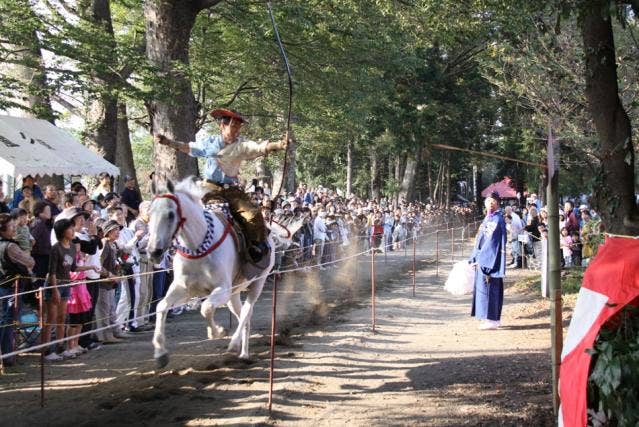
156,353,169,369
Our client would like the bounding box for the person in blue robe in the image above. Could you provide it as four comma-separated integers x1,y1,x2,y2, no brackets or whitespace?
469,191,507,329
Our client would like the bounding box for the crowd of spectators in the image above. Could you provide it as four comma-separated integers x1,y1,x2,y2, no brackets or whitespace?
502,193,603,270
0,174,476,367
0,174,167,366
249,182,476,271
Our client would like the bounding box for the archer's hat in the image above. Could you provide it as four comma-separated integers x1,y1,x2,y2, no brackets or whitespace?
210,108,248,124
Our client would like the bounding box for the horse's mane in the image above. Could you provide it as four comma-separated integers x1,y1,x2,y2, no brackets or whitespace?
174,176,207,203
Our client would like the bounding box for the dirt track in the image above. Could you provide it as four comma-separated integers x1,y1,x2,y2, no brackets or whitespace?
0,234,559,426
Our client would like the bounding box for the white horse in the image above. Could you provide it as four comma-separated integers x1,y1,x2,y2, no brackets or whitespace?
147,177,301,368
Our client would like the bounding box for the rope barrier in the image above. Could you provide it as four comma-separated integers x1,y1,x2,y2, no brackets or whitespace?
0,217,480,359
1,220,478,361
0,219,478,302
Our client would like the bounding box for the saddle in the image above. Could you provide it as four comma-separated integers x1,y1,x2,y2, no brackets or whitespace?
203,202,271,280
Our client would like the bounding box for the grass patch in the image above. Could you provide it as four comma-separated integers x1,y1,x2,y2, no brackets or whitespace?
561,268,585,295
511,275,541,294
510,268,584,296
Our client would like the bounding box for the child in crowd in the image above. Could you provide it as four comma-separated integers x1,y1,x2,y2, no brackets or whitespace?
10,208,34,251
570,231,583,267
66,242,96,356
560,227,572,268
43,219,99,362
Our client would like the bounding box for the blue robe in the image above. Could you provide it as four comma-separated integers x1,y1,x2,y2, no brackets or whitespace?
469,210,507,321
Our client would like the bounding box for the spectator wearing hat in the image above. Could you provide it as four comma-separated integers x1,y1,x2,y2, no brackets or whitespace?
120,175,141,224
95,220,124,343
155,107,289,264
9,175,43,209
0,213,35,366
469,191,507,330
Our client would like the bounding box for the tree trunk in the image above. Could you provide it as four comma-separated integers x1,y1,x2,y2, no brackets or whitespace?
581,1,639,234
433,159,443,206
346,142,353,197
370,151,379,199
115,103,138,192
79,0,118,167
144,0,203,180
399,155,417,202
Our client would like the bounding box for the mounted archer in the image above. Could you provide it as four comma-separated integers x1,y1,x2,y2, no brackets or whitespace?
155,108,289,263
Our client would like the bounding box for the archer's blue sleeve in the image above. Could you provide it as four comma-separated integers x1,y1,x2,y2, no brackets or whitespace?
189,136,219,158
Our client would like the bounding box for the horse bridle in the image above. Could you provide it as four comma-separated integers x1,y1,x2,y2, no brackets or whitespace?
154,193,187,240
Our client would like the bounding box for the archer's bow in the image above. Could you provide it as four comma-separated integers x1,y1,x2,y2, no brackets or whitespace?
267,1,293,198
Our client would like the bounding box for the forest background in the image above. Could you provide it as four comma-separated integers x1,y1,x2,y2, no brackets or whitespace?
1,0,638,234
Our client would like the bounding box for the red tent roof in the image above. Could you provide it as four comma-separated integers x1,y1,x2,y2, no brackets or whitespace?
481,177,518,199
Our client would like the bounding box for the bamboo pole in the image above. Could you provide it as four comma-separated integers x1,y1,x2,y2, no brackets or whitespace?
547,137,563,416
39,287,45,407
371,248,376,333
268,273,279,413
436,230,440,277
412,234,416,297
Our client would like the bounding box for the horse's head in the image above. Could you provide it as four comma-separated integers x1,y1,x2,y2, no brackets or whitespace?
147,176,207,262
147,179,182,263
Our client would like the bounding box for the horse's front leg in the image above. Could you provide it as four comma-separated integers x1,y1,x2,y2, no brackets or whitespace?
153,283,188,368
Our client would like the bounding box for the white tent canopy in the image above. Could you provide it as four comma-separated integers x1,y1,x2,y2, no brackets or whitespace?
0,115,119,178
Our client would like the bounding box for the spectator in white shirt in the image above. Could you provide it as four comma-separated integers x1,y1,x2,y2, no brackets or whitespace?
313,209,327,269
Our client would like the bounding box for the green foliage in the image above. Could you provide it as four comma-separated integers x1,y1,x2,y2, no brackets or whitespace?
587,305,639,426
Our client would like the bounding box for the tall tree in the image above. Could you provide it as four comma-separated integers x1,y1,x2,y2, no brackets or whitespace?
580,0,639,234
79,0,119,165
144,0,222,180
